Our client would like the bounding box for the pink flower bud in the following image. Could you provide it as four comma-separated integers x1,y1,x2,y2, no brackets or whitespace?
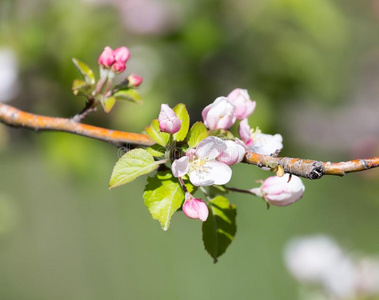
227,88,256,120
182,193,209,221
127,73,143,87
158,104,181,134
239,119,253,146
217,140,246,165
111,61,126,73
251,174,305,206
202,97,236,130
113,47,130,64
98,46,115,68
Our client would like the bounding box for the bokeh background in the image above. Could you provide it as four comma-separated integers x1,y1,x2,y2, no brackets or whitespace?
1,0,379,299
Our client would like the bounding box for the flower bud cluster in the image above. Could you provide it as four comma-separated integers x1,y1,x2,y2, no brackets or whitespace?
98,46,130,74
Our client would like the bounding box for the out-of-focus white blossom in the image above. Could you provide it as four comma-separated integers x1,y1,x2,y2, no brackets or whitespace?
0,48,19,103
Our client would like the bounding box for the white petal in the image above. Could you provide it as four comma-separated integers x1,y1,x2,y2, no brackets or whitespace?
195,136,226,160
204,161,232,185
171,156,190,177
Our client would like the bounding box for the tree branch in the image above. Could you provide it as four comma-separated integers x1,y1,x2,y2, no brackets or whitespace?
0,103,154,147
245,152,379,179
1,102,378,179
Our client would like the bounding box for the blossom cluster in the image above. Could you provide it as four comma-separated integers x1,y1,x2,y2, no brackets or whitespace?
285,235,379,299
156,89,305,222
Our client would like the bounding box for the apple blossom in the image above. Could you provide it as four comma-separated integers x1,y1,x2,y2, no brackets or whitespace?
217,139,246,166
113,47,130,64
227,88,256,120
98,46,115,68
158,104,181,134
239,119,253,146
251,173,305,206
127,73,143,87
238,119,283,155
171,136,232,186
182,192,209,221
111,61,126,73
202,97,236,130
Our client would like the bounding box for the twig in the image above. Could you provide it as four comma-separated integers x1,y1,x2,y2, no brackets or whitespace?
71,98,97,123
1,102,378,178
245,152,379,179
0,103,154,147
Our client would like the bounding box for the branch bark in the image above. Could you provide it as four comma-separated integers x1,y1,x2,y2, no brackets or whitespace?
0,103,154,147
1,102,378,179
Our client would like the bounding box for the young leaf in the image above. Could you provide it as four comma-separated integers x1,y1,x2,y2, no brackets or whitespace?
172,103,190,142
208,129,235,140
109,148,158,189
113,89,142,105
187,122,209,148
145,119,170,147
143,171,195,231
146,144,165,157
72,58,95,85
202,196,237,263
72,79,92,97
101,96,116,113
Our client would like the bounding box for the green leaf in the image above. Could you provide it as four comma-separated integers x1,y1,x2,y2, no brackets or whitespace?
113,89,142,105
72,79,91,97
172,103,190,142
143,171,195,230
202,196,237,263
72,58,95,85
208,129,235,140
146,144,165,157
101,96,116,113
145,119,170,147
109,149,158,189
187,122,209,148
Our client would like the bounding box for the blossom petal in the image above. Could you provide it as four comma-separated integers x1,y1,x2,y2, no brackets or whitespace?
171,156,190,177
195,136,226,160
189,161,232,186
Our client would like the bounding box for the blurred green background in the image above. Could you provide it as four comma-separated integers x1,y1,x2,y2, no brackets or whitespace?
1,0,379,299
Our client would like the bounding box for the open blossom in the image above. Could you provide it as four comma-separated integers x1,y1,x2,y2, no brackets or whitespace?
172,136,232,186
217,139,246,165
98,46,130,73
202,97,236,130
251,173,305,206
239,119,282,155
182,192,208,221
239,119,253,146
158,104,181,134
227,88,256,120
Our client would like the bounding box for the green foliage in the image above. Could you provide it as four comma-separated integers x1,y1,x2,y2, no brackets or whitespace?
202,196,237,263
101,96,116,113
145,119,170,147
72,58,95,85
109,149,158,189
208,129,235,140
172,103,190,142
145,145,165,158
113,89,142,105
143,171,195,231
187,122,209,148
72,79,93,97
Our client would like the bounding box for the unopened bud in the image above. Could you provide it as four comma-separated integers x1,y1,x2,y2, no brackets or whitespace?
182,192,209,222
158,104,181,134
98,46,115,68
127,73,143,87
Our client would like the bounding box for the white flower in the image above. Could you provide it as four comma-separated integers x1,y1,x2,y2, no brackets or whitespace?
202,97,236,130
284,235,357,299
251,173,305,206
249,131,283,155
171,136,232,186
0,48,18,103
